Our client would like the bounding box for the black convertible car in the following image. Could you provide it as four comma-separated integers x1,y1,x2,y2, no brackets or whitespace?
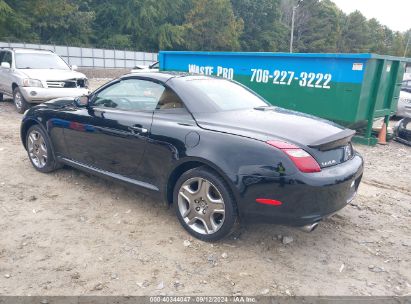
21,72,363,241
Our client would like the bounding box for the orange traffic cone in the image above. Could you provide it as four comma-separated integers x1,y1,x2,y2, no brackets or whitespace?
377,122,387,145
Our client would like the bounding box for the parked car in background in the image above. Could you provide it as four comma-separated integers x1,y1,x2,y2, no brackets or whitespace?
0,48,89,113
394,117,411,146
20,72,363,241
131,61,159,73
397,90,411,118
401,79,411,93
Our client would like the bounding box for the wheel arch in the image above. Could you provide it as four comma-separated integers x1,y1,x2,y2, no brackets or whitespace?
21,118,44,150
165,158,238,207
12,82,18,92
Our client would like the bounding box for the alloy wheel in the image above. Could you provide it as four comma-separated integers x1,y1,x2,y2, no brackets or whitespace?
14,91,23,109
27,130,48,168
177,177,225,235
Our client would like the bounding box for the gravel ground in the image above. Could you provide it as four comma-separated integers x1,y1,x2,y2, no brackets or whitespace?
0,79,410,296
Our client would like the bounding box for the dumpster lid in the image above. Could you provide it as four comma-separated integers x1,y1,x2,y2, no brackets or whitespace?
159,51,411,63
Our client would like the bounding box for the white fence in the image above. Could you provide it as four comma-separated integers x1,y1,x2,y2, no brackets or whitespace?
0,41,158,68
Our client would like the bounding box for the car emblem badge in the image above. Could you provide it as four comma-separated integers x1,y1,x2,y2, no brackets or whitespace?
321,160,336,167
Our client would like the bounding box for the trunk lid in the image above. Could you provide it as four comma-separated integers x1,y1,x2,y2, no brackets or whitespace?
194,107,355,168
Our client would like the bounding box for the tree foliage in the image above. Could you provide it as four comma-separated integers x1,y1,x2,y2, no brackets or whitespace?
0,0,409,57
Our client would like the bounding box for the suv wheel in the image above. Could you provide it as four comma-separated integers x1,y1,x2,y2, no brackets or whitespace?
174,167,238,241
13,87,30,113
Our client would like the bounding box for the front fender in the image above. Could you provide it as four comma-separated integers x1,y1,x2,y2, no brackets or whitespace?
20,115,45,150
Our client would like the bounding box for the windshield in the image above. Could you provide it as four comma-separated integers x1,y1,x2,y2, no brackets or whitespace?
15,53,70,70
189,78,269,111
150,62,159,69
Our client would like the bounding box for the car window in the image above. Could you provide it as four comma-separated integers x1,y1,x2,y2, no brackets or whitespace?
1,51,12,66
156,88,184,111
93,79,165,112
188,78,268,111
15,52,69,70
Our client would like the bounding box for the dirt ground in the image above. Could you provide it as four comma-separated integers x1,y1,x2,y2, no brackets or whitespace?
0,79,410,296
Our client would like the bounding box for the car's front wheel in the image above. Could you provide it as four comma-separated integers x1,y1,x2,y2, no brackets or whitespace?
174,167,238,241
13,87,30,114
26,125,60,173
0,93,3,102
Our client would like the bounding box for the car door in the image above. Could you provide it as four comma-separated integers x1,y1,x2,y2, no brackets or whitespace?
139,87,199,188
0,51,10,93
62,77,166,183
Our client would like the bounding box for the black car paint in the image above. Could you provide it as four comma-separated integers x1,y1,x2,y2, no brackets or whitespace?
21,73,364,227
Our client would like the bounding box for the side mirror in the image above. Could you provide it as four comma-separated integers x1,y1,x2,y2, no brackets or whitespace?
1,62,11,69
71,65,78,70
75,95,89,107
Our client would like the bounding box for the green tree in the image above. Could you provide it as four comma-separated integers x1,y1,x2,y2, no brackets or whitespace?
6,0,94,45
367,18,386,53
293,0,340,52
182,0,244,51
0,0,33,41
0,0,409,57
231,0,288,52
339,11,370,53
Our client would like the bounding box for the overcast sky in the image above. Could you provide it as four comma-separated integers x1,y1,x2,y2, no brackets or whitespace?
331,0,411,32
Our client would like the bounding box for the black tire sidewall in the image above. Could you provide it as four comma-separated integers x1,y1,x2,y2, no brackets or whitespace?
13,87,29,114
26,125,57,173
173,167,237,242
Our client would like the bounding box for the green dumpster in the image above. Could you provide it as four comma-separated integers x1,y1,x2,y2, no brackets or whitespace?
159,51,411,145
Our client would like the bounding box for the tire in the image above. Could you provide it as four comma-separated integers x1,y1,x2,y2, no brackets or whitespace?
0,93,3,102
13,87,30,114
173,167,238,241
26,125,61,173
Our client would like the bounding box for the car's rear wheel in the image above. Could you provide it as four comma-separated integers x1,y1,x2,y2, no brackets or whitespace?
174,167,237,241
13,87,30,114
26,125,60,173
0,93,3,102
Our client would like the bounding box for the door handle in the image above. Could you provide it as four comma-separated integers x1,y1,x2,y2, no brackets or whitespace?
129,125,148,134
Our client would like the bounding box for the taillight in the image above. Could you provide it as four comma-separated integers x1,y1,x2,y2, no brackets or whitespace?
266,140,321,173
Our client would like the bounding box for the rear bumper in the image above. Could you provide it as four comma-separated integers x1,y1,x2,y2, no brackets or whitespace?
237,153,364,226
20,87,89,103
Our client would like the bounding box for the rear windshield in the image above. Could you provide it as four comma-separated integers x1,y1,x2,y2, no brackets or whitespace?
15,53,70,70
188,79,269,111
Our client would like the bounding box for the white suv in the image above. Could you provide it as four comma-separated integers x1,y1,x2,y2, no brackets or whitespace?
0,48,89,113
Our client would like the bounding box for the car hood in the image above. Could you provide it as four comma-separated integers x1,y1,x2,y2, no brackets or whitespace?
18,69,87,81
194,107,348,147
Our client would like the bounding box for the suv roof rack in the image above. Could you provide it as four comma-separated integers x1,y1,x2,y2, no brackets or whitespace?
0,47,54,53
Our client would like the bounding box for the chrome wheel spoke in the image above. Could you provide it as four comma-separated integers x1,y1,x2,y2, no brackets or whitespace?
187,215,198,226
28,135,34,146
200,215,217,234
198,178,211,198
179,185,196,204
182,204,193,218
29,133,37,144
40,140,47,152
32,155,40,166
209,205,225,215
